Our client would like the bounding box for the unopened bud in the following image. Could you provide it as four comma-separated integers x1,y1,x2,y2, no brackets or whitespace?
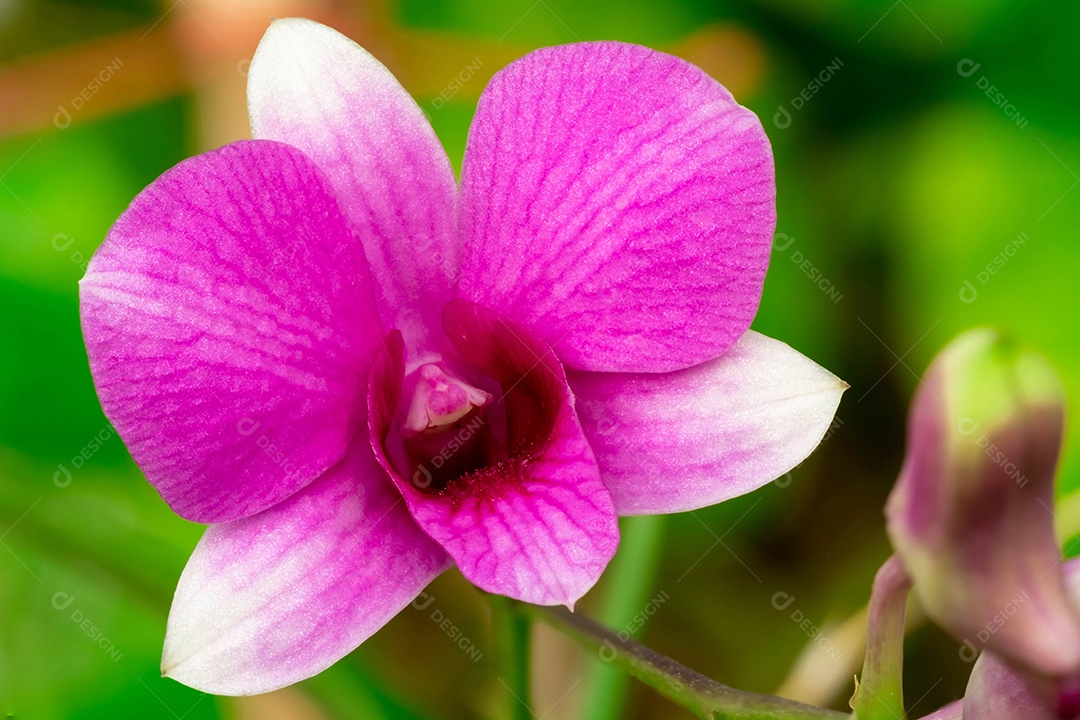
886,329,1080,677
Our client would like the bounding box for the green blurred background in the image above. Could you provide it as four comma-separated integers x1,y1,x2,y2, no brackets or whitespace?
2,0,1078,718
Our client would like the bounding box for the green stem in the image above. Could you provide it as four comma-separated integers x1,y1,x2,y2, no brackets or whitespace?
528,604,850,720
853,555,911,720
491,595,533,720
582,515,667,720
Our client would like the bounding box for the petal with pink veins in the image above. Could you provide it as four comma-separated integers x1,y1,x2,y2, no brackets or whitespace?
368,302,620,607
569,331,846,515
162,440,448,696
248,18,459,356
459,42,775,373
81,140,383,523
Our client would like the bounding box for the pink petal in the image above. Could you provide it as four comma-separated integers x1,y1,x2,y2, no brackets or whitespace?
570,331,846,515
248,18,459,356
963,651,1063,720
459,42,775,373
947,562,1080,720
917,701,964,720
368,302,620,607
81,140,383,523
162,440,448,695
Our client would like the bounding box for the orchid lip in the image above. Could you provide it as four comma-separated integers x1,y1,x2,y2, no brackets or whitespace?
373,301,576,499
366,301,620,607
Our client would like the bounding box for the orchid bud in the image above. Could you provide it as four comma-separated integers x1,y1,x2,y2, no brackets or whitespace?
885,329,1080,677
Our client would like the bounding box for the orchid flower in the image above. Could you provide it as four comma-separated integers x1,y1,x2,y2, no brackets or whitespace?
80,19,845,695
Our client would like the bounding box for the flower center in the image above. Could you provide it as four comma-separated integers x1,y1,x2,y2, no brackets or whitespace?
400,364,497,492
403,364,491,435
368,301,569,500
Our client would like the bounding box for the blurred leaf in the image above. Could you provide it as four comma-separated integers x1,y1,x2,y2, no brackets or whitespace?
0,448,212,719
753,0,1012,59
395,0,723,46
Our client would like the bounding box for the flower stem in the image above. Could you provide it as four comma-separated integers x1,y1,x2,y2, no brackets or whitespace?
581,515,668,720
491,595,533,720
852,555,912,720
526,603,850,720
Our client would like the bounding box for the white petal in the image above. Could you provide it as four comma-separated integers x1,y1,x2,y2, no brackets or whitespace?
570,331,846,515
162,444,447,695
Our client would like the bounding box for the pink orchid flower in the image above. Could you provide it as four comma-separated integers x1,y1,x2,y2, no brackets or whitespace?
80,19,845,694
